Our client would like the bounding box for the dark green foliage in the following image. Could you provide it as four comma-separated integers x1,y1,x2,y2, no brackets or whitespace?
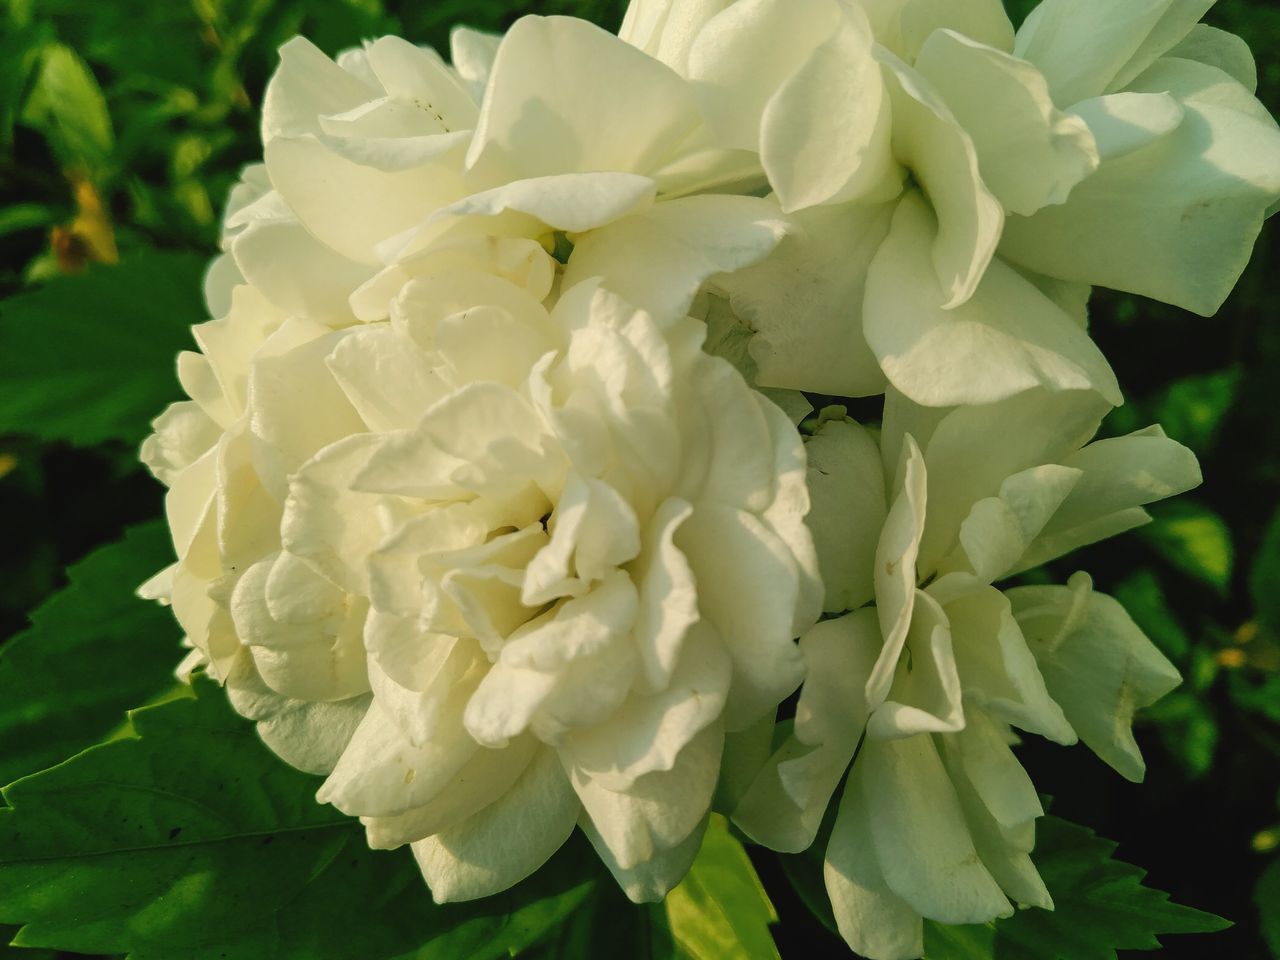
0,521,180,786
0,252,205,446
972,817,1229,960
0,679,596,960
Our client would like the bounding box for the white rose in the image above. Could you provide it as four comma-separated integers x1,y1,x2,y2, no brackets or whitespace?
731,387,1197,959
237,21,790,345
144,232,822,900
1002,0,1280,315
622,0,1280,406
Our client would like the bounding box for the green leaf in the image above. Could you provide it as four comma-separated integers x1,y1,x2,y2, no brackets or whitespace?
661,815,780,960
0,250,205,447
1150,367,1241,455
0,21,51,148
931,816,1231,960
1258,858,1280,959
1144,691,1219,779
1139,500,1234,597
1251,506,1280,633
518,880,673,959
0,521,180,786
922,918,996,959
523,816,780,959
0,677,596,960
1110,569,1192,661
19,43,114,175
777,843,841,939
0,204,56,239
1229,673,1280,725
0,925,57,959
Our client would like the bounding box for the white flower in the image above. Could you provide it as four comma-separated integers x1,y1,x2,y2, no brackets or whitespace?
144,217,822,902
1002,0,1280,315
623,0,1280,405
233,19,790,342
731,387,1198,959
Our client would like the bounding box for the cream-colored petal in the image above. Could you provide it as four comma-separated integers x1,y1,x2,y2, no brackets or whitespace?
631,497,700,693
231,219,373,324
619,0,732,73
1001,60,1280,315
1009,572,1182,781
805,417,886,613
325,325,448,435
915,387,1111,579
280,434,395,596
824,773,923,960
868,589,965,740
938,709,1052,909
247,320,367,499
224,655,370,776
685,0,838,153
467,15,700,180
862,735,1012,924
719,199,893,398
1014,0,1211,106
435,172,656,235
583,812,709,904
1014,426,1201,572
677,504,806,729
568,723,722,873
450,26,502,101
1169,24,1257,92
733,609,879,853
264,134,466,265
412,746,580,901
762,3,900,210
563,623,730,791
864,193,1121,409
878,54,1004,307
317,698,481,818
867,435,926,710
915,29,1099,216
562,195,786,323
363,736,537,848
863,0,1015,60
944,463,1083,582
261,36,378,142
931,577,1075,744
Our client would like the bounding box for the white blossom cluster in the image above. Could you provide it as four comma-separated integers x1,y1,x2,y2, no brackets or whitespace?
140,0,1280,956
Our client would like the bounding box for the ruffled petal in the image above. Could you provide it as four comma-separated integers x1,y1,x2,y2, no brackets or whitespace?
914,29,1098,216
562,195,786,322
804,417,885,614
1008,572,1182,781
863,193,1121,409
718,199,892,398
412,745,580,901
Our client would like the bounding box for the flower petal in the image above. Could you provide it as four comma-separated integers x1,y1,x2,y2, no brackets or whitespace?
718,199,893,398
563,195,786,322
563,621,730,791
805,417,886,613
914,29,1099,216
878,53,1004,307
861,735,1012,924
468,15,700,180
1009,572,1182,781
568,723,723,873
864,193,1122,409
412,745,579,901
1001,59,1280,315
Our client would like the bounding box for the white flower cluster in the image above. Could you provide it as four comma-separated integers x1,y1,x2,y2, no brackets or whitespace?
140,0,1279,956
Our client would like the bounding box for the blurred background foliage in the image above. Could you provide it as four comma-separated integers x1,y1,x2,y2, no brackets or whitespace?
0,0,1277,957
